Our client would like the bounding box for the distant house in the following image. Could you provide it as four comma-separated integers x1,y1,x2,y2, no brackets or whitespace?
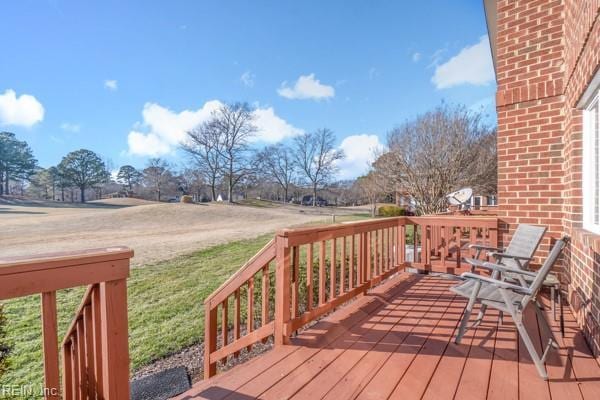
470,194,497,209
301,195,328,207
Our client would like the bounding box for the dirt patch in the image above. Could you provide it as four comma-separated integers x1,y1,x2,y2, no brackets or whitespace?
132,337,274,385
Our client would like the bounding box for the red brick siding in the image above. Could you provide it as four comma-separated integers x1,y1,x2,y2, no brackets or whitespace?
496,0,566,256
562,0,600,356
496,0,600,357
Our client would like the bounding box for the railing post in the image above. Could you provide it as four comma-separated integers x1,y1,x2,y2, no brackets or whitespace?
422,225,429,266
490,222,499,259
99,278,130,400
41,291,60,400
274,233,291,345
204,303,217,378
398,220,406,265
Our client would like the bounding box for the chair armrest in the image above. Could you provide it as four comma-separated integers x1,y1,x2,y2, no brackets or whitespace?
460,273,532,295
469,244,501,252
480,262,538,277
488,252,532,262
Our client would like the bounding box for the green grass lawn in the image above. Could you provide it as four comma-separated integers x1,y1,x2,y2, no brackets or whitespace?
2,234,275,390
2,213,373,391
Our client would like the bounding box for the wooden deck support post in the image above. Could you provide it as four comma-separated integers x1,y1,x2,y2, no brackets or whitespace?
275,234,291,345
41,291,60,400
99,278,130,399
204,303,218,379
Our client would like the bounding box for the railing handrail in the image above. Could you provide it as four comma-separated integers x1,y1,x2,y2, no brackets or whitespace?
0,246,133,301
204,238,276,308
278,217,406,246
61,284,95,346
406,215,498,228
0,246,133,273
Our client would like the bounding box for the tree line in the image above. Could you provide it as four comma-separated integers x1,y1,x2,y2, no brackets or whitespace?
181,102,344,206
9,103,345,205
3,103,497,213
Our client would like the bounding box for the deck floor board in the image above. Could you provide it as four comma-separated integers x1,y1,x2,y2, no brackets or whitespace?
174,274,600,400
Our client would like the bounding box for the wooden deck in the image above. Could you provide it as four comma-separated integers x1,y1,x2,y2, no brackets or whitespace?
175,273,600,400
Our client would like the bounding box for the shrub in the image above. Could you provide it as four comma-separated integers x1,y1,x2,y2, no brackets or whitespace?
378,205,406,217
0,304,10,379
180,195,194,204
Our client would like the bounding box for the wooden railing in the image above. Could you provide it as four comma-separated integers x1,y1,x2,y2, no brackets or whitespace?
203,239,276,378
275,217,404,341
203,215,499,378
0,247,133,400
404,215,499,271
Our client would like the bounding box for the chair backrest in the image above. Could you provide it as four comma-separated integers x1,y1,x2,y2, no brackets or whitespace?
503,224,547,269
520,236,569,307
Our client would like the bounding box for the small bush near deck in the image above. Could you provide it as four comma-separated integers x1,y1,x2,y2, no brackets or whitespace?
180,195,194,203
378,205,406,217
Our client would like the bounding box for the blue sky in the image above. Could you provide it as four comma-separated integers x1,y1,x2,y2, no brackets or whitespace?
0,0,496,179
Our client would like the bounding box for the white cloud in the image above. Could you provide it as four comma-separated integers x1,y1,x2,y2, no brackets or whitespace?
432,36,494,89
60,122,81,133
127,100,303,156
0,89,44,127
104,79,118,91
277,74,335,100
252,107,303,143
412,52,422,62
336,134,386,180
240,71,255,88
127,100,222,156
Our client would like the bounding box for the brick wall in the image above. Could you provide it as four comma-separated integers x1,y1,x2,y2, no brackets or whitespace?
495,0,600,357
562,0,600,357
495,0,566,254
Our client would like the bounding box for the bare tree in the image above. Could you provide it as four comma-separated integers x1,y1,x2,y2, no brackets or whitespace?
182,122,222,201
212,103,256,203
255,144,295,202
355,170,387,217
143,158,172,201
179,168,205,201
375,104,497,215
292,128,344,206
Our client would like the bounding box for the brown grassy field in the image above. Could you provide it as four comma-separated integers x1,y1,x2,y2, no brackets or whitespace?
0,198,364,266
1,198,370,390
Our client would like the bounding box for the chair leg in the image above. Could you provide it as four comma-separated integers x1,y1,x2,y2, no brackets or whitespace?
551,285,556,321
472,304,488,327
514,318,548,380
456,283,480,344
533,305,559,349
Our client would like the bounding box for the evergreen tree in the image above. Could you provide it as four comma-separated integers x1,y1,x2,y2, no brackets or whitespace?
116,165,142,191
58,149,109,203
0,132,37,195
